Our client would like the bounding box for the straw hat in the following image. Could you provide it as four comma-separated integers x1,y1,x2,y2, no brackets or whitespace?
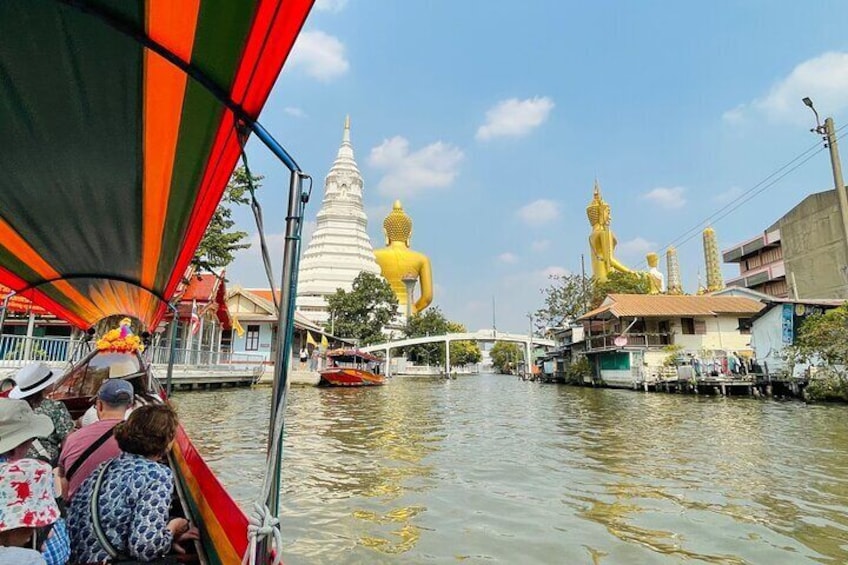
0,458,60,531
0,398,54,454
8,362,62,399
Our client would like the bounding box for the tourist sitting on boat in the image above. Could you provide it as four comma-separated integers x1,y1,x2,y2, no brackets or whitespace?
0,399,71,565
68,405,199,563
79,361,161,427
58,380,133,501
8,363,74,466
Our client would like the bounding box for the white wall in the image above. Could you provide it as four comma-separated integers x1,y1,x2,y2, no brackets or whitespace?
750,306,795,375
670,316,752,353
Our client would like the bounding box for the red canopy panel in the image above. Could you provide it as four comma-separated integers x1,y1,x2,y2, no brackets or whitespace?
0,0,313,330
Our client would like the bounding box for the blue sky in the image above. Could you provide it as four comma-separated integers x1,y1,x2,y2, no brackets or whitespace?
228,0,848,333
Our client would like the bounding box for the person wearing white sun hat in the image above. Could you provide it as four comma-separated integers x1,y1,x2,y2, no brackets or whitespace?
8,363,74,466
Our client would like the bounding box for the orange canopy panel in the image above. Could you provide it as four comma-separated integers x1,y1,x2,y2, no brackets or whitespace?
0,0,313,329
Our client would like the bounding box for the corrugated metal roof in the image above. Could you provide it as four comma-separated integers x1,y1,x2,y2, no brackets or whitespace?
578,294,765,320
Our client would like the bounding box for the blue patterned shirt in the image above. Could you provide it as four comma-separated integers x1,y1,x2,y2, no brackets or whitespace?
68,453,174,563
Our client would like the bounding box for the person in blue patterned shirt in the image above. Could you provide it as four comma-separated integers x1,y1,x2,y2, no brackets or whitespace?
67,405,199,563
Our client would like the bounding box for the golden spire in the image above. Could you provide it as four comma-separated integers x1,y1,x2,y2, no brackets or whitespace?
666,246,684,294
586,180,607,226
703,226,724,292
384,200,413,245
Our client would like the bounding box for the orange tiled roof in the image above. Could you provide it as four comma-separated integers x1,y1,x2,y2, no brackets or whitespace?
578,293,765,320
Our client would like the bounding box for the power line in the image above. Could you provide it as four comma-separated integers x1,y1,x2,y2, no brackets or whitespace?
633,126,848,269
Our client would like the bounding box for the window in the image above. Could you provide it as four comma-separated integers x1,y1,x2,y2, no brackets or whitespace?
245,325,260,351
681,318,695,335
738,318,752,335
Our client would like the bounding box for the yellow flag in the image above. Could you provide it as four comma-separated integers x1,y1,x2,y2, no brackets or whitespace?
306,331,317,346
320,334,329,348
232,315,245,337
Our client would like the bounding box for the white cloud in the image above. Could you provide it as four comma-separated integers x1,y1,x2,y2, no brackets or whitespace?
289,30,349,81
616,237,657,262
531,239,550,252
497,252,519,264
642,186,686,210
314,0,348,12
368,136,464,197
476,96,554,141
284,107,307,118
517,199,559,225
725,52,848,125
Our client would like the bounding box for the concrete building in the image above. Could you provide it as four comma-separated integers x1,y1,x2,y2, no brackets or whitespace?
723,188,848,300
722,227,787,298
577,294,763,388
295,117,381,325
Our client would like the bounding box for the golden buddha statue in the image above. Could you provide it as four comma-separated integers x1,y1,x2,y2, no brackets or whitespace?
587,180,632,282
646,252,665,294
374,201,433,316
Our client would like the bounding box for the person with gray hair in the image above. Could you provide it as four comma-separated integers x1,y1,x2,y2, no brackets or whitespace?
58,380,134,501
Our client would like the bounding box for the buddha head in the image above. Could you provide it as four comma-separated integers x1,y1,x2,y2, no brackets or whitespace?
383,200,413,246
586,181,610,227
646,252,659,268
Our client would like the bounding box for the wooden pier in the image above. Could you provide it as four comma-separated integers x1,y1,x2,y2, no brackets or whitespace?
638,374,806,399
156,365,263,391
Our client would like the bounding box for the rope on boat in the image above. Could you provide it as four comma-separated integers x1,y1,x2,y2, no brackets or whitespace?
242,503,284,565
238,124,279,312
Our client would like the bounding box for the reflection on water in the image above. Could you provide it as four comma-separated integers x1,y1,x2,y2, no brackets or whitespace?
175,375,848,564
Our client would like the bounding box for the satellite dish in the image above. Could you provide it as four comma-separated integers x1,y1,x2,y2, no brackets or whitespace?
614,336,628,347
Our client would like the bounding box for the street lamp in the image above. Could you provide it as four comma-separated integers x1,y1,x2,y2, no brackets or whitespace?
803,97,848,283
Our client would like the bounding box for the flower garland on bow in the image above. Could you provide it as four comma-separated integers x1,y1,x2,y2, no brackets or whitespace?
96,317,144,353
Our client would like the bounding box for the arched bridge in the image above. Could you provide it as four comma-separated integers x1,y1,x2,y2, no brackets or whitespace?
360,330,555,376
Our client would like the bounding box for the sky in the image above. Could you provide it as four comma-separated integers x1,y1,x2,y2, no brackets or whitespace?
228,0,848,333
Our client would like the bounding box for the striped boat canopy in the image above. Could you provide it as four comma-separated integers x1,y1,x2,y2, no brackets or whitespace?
0,0,312,329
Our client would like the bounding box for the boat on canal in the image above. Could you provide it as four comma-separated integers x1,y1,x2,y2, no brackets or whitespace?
0,1,316,563
320,349,386,387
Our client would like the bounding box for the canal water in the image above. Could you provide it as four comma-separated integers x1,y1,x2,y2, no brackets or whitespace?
174,374,848,564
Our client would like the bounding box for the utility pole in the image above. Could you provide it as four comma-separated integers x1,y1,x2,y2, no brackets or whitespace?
580,254,588,315
492,296,497,337
803,98,848,285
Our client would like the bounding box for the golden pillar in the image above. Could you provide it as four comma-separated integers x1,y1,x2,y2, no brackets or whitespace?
703,227,724,292
374,201,433,315
665,246,684,295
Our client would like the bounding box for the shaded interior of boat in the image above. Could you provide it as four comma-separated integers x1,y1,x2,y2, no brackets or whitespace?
43,347,227,565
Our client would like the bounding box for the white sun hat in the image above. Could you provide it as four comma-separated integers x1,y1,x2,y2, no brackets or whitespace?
8,362,62,400
0,398,54,454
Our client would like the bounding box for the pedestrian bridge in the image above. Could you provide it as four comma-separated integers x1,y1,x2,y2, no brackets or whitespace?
360,330,555,376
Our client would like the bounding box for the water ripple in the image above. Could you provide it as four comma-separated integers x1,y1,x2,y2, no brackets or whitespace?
175,375,848,564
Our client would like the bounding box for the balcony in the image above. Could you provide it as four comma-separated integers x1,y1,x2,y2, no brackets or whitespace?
585,332,671,352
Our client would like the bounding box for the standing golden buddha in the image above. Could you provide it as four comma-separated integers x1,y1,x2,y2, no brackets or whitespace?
374,201,433,315
586,180,632,282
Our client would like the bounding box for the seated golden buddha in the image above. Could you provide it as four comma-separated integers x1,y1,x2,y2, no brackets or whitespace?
374,201,433,316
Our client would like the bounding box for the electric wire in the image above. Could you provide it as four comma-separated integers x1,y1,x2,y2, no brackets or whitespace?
632,125,848,269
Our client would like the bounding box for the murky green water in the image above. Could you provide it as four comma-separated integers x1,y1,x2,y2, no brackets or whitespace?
174,375,848,564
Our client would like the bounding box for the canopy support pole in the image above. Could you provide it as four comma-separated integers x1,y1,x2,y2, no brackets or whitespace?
165,302,179,398
258,170,306,564
0,290,15,335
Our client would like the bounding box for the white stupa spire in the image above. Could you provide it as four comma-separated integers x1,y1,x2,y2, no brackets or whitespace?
295,116,381,325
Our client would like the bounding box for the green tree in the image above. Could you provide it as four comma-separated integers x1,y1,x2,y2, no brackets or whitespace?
535,273,593,330
446,321,482,367
325,272,399,345
404,307,482,367
591,271,650,308
784,303,848,401
194,166,264,272
490,341,522,374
